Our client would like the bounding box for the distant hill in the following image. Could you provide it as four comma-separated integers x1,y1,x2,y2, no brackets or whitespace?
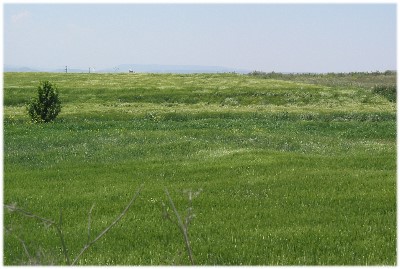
4,65,39,72
4,64,250,74
4,65,89,73
102,64,251,74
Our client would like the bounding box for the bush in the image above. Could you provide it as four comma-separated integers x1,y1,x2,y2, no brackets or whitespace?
27,81,61,123
372,84,396,103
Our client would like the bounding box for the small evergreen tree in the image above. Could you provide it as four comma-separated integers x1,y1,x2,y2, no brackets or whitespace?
27,81,61,123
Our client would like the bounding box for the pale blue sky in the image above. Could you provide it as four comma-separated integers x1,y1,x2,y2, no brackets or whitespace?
4,4,397,72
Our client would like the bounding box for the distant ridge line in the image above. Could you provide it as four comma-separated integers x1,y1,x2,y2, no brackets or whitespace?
4,64,251,74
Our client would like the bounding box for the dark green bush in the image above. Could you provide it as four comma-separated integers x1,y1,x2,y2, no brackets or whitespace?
27,81,61,123
372,84,396,103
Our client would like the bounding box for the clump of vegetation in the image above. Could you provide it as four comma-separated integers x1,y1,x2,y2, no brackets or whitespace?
372,84,396,102
248,70,397,89
27,81,61,123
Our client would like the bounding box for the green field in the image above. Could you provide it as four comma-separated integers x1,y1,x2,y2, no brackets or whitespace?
3,72,396,265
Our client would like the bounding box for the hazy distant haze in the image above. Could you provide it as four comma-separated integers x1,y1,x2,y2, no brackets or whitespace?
4,4,396,73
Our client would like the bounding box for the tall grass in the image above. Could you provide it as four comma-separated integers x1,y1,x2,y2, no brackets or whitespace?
3,72,396,265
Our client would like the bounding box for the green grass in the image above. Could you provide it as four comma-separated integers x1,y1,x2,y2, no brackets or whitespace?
3,72,396,265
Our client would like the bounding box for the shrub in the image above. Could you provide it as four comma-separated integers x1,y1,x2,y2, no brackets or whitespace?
372,84,396,103
27,81,61,123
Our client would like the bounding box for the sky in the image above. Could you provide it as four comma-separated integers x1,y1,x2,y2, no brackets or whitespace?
3,3,397,73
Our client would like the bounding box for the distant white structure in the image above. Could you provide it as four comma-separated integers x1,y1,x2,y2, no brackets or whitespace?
129,69,134,73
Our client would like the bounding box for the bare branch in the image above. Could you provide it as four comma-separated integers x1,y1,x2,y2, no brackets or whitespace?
56,209,70,265
164,188,195,265
5,226,32,262
71,185,143,265
4,184,143,266
4,204,54,226
4,204,71,264
87,204,95,244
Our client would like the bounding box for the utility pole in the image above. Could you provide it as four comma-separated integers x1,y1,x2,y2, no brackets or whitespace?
65,66,68,73
89,67,91,73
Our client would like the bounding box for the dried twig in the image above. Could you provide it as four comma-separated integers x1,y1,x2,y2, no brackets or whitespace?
87,204,95,245
5,204,54,225
4,226,32,263
4,184,143,266
71,185,142,265
163,188,201,265
4,204,71,264
56,209,70,264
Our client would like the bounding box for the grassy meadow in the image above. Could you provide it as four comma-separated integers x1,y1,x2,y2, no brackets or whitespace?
3,72,396,265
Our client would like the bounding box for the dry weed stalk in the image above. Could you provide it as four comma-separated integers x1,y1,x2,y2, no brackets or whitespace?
162,188,202,265
4,184,143,265
4,203,70,264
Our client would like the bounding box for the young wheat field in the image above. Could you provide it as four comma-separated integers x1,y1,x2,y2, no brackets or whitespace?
3,72,396,265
